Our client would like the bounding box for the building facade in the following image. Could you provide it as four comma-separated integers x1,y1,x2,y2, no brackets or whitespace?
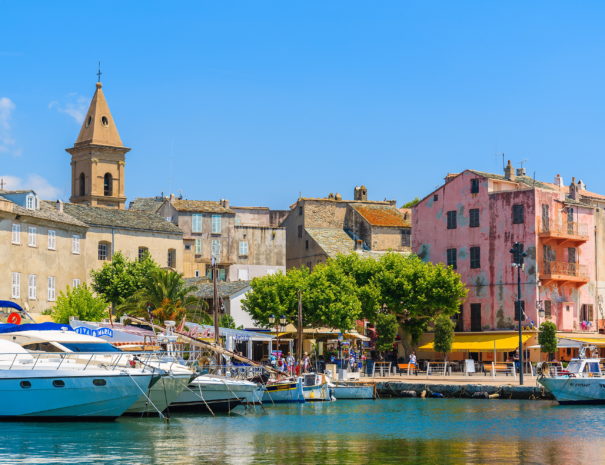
413,162,600,333
282,186,412,269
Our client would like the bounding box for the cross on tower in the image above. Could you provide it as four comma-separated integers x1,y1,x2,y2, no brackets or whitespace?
97,61,102,82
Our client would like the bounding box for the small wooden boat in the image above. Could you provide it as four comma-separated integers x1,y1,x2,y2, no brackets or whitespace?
302,373,333,402
332,382,376,400
262,378,305,404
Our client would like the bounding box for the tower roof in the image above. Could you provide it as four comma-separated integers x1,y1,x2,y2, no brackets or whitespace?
73,82,125,148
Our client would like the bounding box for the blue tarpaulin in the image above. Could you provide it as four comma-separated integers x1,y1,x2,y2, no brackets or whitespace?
0,301,24,311
0,323,73,334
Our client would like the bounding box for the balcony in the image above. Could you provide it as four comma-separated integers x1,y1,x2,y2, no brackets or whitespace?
538,222,589,246
540,261,589,287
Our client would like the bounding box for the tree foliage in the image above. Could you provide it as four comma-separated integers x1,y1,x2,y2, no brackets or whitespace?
51,284,108,324
538,321,557,357
401,197,421,208
374,312,398,352
91,251,160,308
433,315,455,360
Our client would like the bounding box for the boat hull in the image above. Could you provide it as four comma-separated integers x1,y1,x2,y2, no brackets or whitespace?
303,382,332,401
262,379,305,404
171,376,257,413
126,373,191,414
332,384,376,400
539,377,605,404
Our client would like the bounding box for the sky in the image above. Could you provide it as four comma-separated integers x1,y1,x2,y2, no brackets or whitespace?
2,1,605,208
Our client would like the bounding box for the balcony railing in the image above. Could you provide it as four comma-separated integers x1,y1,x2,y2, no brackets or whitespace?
538,222,589,244
541,260,589,282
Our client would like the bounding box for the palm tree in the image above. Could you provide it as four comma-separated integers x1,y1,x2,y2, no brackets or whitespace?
118,269,210,325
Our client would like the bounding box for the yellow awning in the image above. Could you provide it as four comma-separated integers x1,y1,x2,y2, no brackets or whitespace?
561,337,605,347
418,333,533,352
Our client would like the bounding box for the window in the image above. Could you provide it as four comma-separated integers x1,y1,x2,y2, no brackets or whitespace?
512,204,524,224
238,269,249,280
11,272,20,299
581,304,594,322
11,224,20,244
52,380,65,388
470,246,481,269
470,178,479,194
433,194,438,201
455,305,464,332
194,270,200,278
20,381,31,389
79,173,86,196
72,235,80,254
28,274,37,300
544,300,552,318
298,225,303,238
26,194,36,210
305,239,309,250
401,229,411,247
47,276,56,302
93,379,107,387
447,211,457,229
211,214,221,234
48,230,56,250
542,204,550,232
446,248,457,270
211,240,221,260
98,242,109,261
469,209,480,228
101,116,109,126
72,279,81,289
28,227,37,247
192,214,202,233
195,239,202,254
567,207,575,234
167,248,176,268
239,241,249,256
103,173,113,196
184,244,191,250
138,247,149,261
299,206,303,216
470,304,481,331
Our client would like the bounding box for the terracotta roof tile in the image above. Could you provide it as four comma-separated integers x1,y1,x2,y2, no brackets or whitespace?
171,199,234,214
353,205,410,227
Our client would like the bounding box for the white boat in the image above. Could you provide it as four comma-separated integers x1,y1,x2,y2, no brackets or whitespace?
302,373,333,401
538,346,605,404
262,378,305,404
332,383,376,399
0,326,192,415
0,339,155,419
171,375,259,413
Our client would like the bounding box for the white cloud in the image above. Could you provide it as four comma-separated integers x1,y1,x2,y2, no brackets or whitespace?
0,174,63,199
49,93,88,124
0,97,19,155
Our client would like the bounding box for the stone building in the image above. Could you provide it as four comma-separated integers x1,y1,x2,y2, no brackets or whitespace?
156,197,286,280
0,190,88,313
282,186,412,269
413,161,603,333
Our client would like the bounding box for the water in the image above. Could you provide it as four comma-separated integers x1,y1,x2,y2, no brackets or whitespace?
0,399,603,465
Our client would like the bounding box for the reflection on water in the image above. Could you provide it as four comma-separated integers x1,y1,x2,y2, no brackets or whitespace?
0,399,603,465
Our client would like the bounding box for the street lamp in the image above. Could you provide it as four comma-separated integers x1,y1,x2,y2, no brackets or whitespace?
510,241,528,386
537,300,545,319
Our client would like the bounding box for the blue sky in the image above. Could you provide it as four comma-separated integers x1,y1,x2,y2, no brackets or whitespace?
2,1,605,208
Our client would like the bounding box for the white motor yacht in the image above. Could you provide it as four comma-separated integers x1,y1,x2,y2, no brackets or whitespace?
0,339,155,419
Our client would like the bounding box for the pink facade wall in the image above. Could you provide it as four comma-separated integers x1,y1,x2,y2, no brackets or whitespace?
413,170,598,332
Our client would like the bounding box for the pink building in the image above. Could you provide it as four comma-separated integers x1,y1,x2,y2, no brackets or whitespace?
413,161,601,334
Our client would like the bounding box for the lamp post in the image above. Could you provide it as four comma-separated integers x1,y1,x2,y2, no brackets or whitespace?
510,242,528,385
269,314,287,356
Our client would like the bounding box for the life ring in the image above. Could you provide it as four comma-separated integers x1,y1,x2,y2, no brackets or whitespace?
7,313,21,325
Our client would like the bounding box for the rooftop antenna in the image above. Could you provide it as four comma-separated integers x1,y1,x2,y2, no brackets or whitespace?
520,159,527,169
0,178,5,190
97,61,102,83
502,153,505,171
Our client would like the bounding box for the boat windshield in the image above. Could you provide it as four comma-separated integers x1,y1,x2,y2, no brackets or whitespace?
60,342,122,353
566,361,583,373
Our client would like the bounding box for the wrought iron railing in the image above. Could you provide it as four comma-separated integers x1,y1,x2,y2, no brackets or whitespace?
542,261,588,279
538,222,589,238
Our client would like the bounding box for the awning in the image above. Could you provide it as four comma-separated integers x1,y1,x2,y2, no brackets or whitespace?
528,338,582,349
560,337,605,347
418,333,533,352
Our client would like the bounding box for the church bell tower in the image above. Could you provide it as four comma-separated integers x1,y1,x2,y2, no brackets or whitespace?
66,80,130,209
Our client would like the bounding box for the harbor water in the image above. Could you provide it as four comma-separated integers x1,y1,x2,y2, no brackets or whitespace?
1,398,604,465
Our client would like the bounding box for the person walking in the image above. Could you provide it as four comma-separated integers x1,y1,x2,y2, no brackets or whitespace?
302,352,311,373
286,352,295,376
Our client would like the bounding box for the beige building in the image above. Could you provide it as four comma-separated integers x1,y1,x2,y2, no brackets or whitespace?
0,191,88,314
282,185,412,269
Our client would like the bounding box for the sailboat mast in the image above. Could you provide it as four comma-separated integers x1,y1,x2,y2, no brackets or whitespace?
212,258,221,366
297,290,303,363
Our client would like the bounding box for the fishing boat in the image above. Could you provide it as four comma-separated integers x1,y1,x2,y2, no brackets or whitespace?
170,375,259,413
538,345,605,404
0,339,156,419
302,373,333,401
332,382,376,399
262,377,305,403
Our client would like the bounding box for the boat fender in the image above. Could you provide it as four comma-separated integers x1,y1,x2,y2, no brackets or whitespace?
488,393,500,399
420,390,426,398
431,392,444,398
471,392,489,399
7,312,21,325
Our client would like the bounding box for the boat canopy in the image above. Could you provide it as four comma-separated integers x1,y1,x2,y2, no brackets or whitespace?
0,301,24,311
0,323,73,334
418,333,533,352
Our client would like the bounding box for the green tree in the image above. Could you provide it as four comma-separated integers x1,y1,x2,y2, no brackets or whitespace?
219,314,237,329
401,197,420,208
118,268,208,324
91,251,160,315
374,311,398,353
538,321,557,360
51,284,108,324
433,315,455,361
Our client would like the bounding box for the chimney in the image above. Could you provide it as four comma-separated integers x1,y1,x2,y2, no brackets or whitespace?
577,179,586,191
516,167,526,177
55,200,64,213
220,199,230,208
335,193,342,201
444,173,459,183
354,185,368,201
569,177,578,200
169,193,175,202
504,160,515,181
354,239,363,251
554,174,564,187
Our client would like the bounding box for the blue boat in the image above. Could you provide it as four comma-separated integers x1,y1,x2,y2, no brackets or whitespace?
262,378,305,404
